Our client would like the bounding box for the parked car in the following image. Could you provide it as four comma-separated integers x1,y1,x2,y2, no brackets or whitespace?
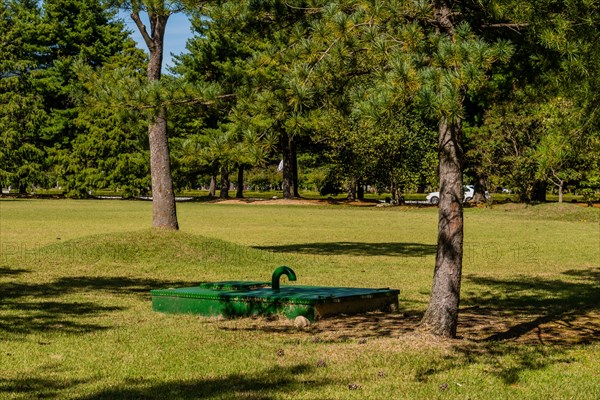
426,185,488,205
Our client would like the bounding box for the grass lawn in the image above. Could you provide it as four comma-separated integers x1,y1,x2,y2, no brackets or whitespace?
0,199,598,399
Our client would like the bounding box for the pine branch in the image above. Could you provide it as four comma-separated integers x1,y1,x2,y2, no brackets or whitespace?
302,20,374,85
303,37,340,84
481,23,529,29
128,93,236,110
130,11,154,50
481,23,529,34
283,2,322,14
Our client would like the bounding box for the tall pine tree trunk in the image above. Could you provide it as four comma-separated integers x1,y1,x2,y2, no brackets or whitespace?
420,0,464,338
291,138,300,197
357,183,365,200
532,181,547,202
236,165,244,199
473,176,487,203
148,107,178,228
347,178,356,201
209,174,216,197
220,165,230,198
281,131,297,199
132,9,178,230
421,117,464,337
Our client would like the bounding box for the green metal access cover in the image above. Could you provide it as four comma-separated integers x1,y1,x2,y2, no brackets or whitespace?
197,281,269,291
151,267,400,321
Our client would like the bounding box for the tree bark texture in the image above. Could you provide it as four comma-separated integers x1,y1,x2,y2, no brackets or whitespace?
291,138,300,197
419,0,465,338
281,132,298,199
473,176,487,203
558,182,563,203
220,165,230,198
357,184,365,200
532,181,547,202
236,165,244,198
148,107,178,229
433,0,455,34
132,10,178,229
347,178,356,201
421,118,464,338
209,174,216,197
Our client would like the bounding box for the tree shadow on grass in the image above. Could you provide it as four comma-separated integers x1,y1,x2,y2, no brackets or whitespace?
0,365,325,399
0,301,124,335
459,268,600,345
413,339,576,386
253,242,436,257
0,268,196,336
217,310,424,343
73,364,326,400
424,268,600,385
0,274,195,302
0,376,91,399
0,267,30,276
220,268,599,388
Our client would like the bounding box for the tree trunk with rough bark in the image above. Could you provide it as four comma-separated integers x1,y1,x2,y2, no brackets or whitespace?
291,138,300,197
236,165,244,198
347,179,356,201
131,9,178,230
532,181,547,202
209,174,216,197
357,183,365,200
281,131,298,199
220,165,230,198
421,117,464,337
557,181,564,203
419,0,466,338
148,107,178,229
472,176,487,203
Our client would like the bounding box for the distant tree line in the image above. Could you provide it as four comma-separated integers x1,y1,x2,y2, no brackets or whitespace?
2,0,598,204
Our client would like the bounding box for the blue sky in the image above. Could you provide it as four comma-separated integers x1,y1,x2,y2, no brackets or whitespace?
117,10,193,71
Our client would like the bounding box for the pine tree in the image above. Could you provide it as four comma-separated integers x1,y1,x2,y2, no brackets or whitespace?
178,1,513,336
179,1,324,199
64,47,151,198
463,0,600,201
113,0,189,229
0,0,48,192
37,0,149,197
272,1,511,337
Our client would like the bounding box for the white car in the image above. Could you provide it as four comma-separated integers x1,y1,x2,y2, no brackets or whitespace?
426,185,487,205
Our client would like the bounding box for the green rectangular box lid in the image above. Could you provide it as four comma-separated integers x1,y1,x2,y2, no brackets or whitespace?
151,285,399,306
197,281,269,291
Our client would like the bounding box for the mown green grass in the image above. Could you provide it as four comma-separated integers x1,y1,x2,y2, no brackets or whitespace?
0,199,598,399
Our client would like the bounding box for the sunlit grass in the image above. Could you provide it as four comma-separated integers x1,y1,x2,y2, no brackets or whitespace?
0,199,598,399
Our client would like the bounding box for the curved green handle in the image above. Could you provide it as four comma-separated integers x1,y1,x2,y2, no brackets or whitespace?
271,266,297,290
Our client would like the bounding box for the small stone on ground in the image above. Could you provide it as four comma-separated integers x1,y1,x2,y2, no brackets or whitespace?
294,316,311,328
